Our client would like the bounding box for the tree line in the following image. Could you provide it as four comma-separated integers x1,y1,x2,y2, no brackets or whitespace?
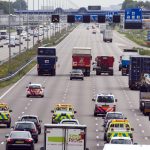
0,0,27,14
122,0,150,10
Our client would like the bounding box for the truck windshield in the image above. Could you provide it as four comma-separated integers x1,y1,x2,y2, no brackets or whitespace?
111,139,132,144
97,96,114,103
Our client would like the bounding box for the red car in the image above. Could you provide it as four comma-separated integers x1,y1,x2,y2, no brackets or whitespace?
26,83,44,97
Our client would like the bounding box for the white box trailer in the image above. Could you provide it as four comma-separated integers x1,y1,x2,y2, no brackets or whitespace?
44,124,89,150
72,47,92,55
103,144,150,150
103,30,113,42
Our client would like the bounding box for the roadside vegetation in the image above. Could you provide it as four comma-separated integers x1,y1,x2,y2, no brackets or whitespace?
118,29,150,48
0,25,77,88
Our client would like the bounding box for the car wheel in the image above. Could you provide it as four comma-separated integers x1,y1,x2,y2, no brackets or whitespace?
41,95,44,98
38,129,41,134
26,95,30,98
34,138,38,143
70,78,72,80
7,122,11,128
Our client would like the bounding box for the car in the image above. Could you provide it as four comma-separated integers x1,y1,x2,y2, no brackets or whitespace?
109,137,133,144
70,69,84,80
103,112,125,128
20,115,42,134
92,93,117,116
60,119,79,125
92,29,96,34
13,121,38,143
0,43,3,47
0,103,12,128
104,119,134,143
26,83,44,98
5,131,34,150
51,104,77,124
15,39,23,46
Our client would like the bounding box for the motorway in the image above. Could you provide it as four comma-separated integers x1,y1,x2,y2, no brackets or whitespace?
0,24,150,150
0,23,67,63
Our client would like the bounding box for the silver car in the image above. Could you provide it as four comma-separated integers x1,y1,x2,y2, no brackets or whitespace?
70,69,84,80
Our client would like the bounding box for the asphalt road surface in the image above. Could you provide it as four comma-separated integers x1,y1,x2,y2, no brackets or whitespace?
0,24,150,150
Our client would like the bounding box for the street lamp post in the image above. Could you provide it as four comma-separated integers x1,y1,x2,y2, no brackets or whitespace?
8,0,11,74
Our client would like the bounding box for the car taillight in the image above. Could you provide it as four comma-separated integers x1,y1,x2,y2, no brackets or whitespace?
7,138,14,144
25,139,33,143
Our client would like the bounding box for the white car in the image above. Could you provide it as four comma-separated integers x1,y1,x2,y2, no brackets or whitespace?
60,119,79,125
109,137,133,144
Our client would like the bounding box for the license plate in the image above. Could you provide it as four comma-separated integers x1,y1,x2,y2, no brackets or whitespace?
102,105,108,107
15,141,24,144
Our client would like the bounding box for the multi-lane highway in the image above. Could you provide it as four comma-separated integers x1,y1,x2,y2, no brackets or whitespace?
0,23,67,63
0,24,150,150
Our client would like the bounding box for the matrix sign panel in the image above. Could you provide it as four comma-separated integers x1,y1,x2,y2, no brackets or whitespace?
88,6,101,10
124,8,142,29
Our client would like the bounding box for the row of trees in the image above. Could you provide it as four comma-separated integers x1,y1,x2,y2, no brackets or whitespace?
0,0,27,14
122,0,150,10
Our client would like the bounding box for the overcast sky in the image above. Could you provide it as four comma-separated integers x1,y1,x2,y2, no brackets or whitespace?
5,0,148,10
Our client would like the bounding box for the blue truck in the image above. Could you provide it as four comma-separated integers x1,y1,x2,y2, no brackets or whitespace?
37,47,57,76
129,56,150,90
119,49,139,76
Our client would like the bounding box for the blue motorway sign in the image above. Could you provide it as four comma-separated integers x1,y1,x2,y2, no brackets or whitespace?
125,8,142,23
105,11,118,22
75,15,83,22
90,15,98,22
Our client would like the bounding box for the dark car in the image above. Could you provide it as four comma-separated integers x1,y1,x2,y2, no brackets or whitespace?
13,121,38,143
70,69,84,80
5,131,34,150
20,115,42,134
103,112,125,128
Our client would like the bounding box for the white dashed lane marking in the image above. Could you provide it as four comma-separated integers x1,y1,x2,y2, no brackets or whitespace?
1,142,4,145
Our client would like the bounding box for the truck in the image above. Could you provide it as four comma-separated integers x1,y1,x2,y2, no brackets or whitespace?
43,124,89,150
100,24,106,33
119,49,139,76
37,47,57,76
103,144,150,150
0,30,7,39
139,84,150,115
129,56,150,90
72,47,92,76
95,56,114,75
103,29,113,42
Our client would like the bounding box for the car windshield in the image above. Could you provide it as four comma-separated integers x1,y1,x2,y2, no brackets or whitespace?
29,85,41,89
21,117,38,124
15,123,34,130
10,132,30,138
111,139,132,144
106,113,123,119
72,70,82,73
61,121,78,124
0,107,8,111
97,96,114,103
55,107,73,112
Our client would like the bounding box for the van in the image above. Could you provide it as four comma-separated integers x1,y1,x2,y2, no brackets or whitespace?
0,30,8,39
8,36,16,47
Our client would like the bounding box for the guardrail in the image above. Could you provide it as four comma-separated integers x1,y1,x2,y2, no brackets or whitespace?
0,25,76,82
0,57,36,82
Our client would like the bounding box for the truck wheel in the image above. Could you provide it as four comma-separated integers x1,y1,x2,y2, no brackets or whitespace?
38,72,41,76
96,71,99,75
104,134,107,141
94,112,97,117
70,77,72,80
52,70,56,76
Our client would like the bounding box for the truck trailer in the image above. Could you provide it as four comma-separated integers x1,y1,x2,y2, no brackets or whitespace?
37,47,57,76
103,30,113,42
95,56,114,75
119,49,139,76
72,47,92,76
129,56,150,90
43,124,89,150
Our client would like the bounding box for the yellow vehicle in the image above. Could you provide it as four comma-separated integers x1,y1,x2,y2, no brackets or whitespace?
0,103,12,128
51,104,77,124
105,119,134,143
